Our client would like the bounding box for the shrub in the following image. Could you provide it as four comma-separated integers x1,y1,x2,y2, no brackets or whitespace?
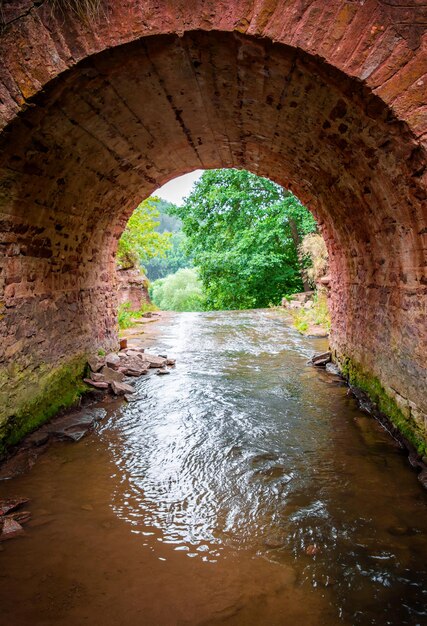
150,268,206,312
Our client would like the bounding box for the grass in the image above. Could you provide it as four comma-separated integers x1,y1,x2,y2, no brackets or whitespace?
50,0,105,22
288,291,331,335
118,301,159,330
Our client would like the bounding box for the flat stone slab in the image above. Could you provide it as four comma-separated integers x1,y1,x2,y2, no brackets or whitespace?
84,378,109,389
111,381,135,395
0,498,29,516
105,353,121,369
156,368,170,375
101,365,125,383
310,351,332,366
43,408,106,442
87,356,105,372
0,517,24,541
141,353,167,368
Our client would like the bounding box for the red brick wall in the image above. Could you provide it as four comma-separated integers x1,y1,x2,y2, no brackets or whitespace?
0,2,425,446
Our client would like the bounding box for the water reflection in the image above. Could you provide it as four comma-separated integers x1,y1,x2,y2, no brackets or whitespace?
101,311,427,624
1,310,426,626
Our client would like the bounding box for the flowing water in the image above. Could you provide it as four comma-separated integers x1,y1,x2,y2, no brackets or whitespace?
1,310,427,626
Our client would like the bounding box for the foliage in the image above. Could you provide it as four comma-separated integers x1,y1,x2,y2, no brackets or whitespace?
117,196,172,270
299,233,329,287
50,0,104,22
171,169,317,310
117,302,134,329
150,268,206,312
288,292,331,335
117,301,159,330
153,199,183,233
145,230,193,280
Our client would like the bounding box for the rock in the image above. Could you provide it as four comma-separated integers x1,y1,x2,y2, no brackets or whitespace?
158,354,167,358
0,497,29,516
25,430,50,447
311,351,332,366
90,372,105,382
84,378,109,389
418,470,427,490
304,300,313,309
7,510,31,525
101,365,125,383
156,368,170,375
288,300,302,309
0,517,24,541
120,338,128,350
0,450,36,480
141,353,167,368
305,544,320,556
45,408,106,442
105,353,121,370
110,380,135,395
166,358,176,366
120,367,149,377
124,393,145,402
124,348,145,358
408,451,423,469
325,362,341,376
117,355,150,376
305,325,329,338
87,356,105,372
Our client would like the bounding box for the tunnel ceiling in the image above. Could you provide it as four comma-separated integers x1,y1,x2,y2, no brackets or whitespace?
0,1,425,453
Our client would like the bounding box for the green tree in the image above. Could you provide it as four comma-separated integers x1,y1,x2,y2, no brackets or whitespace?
171,169,317,310
145,230,193,280
140,197,193,280
150,268,206,312
117,196,172,270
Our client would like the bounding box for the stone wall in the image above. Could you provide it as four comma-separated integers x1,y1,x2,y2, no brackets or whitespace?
0,1,426,453
117,268,150,311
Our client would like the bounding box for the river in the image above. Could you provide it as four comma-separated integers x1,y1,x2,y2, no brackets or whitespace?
1,310,426,625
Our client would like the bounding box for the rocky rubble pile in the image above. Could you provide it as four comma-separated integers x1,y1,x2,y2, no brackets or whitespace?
84,347,176,395
0,497,31,542
281,291,315,310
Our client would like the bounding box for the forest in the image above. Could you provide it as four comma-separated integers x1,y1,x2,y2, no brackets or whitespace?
118,169,323,314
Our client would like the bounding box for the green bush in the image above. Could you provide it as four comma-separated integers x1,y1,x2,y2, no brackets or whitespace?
150,268,206,312
117,302,134,329
289,291,331,334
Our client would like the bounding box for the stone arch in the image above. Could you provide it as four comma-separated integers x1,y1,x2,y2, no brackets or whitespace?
0,1,426,453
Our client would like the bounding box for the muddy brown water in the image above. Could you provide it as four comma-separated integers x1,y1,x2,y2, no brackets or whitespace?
1,310,426,626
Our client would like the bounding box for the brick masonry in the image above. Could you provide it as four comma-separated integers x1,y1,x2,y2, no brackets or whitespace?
0,1,425,450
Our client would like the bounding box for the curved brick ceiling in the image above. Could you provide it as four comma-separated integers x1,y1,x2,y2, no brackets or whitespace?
0,1,425,451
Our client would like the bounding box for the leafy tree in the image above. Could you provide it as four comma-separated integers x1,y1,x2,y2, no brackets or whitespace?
117,196,172,270
171,169,317,309
153,199,183,233
145,230,193,280
150,268,206,312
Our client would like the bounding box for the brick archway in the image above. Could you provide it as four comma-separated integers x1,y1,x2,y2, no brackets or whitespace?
0,2,426,453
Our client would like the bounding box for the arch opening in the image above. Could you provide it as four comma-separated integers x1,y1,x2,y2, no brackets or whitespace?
0,29,425,453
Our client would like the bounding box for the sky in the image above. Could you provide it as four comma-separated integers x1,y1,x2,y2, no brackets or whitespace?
154,169,204,205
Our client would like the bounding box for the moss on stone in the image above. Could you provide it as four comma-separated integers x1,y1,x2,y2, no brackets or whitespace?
0,355,89,458
338,356,427,456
